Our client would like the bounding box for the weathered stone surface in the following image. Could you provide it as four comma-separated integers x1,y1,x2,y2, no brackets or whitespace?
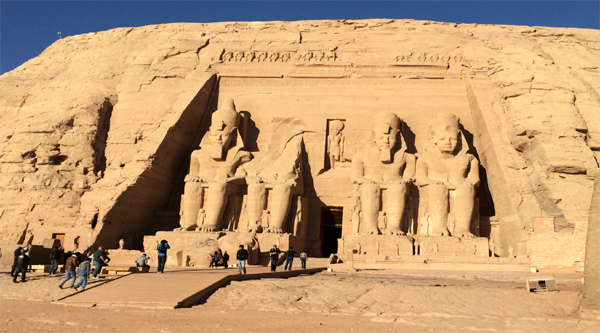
0,20,598,264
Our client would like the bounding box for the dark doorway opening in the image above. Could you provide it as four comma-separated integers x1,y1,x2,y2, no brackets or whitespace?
52,233,65,247
321,207,343,257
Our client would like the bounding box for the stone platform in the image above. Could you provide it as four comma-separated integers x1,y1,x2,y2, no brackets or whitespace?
57,266,326,309
143,231,301,267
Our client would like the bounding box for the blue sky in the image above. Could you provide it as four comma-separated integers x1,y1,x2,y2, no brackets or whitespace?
1,1,598,74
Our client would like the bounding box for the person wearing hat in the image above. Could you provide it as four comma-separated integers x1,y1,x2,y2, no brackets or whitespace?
135,253,150,268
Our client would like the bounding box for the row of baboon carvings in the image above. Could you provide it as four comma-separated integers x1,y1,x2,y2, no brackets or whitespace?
179,98,480,238
220,50,464,64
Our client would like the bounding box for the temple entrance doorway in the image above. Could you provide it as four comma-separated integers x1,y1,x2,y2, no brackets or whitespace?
321,207,343,257
52,233,65,247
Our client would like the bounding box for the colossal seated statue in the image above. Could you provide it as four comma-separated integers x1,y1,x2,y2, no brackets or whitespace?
179,98,252,232
244,118,304,234
415,113,480,237
351,112,416,235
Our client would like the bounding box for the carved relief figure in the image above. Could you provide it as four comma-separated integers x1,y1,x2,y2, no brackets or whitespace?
195,208,206,230
351,112,416,235
351,196,361,235
415,113,480,237
327,120,345,170
181,98,252,232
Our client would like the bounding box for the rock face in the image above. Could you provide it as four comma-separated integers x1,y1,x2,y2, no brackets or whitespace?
0,20,598,262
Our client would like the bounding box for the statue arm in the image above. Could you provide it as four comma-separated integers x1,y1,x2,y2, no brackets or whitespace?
351,153,367,184
414,157,430,187
466,155,480,187
184,155,201,182
401,154,416,183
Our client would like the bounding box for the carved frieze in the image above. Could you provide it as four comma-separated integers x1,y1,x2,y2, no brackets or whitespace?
221,50,338,63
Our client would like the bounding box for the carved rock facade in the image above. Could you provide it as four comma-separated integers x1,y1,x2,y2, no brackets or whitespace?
0,20,598,269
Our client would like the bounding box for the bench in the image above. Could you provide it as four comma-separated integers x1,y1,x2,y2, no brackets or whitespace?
526,275,557,292
101,266,150,275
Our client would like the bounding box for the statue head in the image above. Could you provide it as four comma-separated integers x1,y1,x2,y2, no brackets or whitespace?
209,98,240,160
428,113,460,154
329,120,344,135
372,112,401,163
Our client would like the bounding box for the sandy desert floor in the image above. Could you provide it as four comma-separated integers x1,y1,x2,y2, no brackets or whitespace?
1,266,598,333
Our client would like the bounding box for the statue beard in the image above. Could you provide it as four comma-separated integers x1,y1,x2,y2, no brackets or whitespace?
211,145,225,161
379,148,392,163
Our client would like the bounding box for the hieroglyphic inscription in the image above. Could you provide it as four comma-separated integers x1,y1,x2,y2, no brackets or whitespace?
221,50,339,63
395,52,464,64
220,77,465,89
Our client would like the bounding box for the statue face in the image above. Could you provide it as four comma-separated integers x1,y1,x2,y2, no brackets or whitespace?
210,126,233,150
433,130,459,154
374,130,397,151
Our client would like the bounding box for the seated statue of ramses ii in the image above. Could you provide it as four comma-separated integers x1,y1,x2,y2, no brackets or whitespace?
351,112,416,235
179,98,252,232
415,113,480,237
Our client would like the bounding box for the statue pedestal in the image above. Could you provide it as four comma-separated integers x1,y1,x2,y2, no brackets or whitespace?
144,231,222,267
338,235,414,257
417,236,489,258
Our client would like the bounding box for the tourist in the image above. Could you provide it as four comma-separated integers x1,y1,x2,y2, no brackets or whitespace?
269,245,281,272
12,249,30,283
157,239,170,273
91,246,108,279
135,253,150,268
49,246,64,274
59,253,78,289
236,245,249,274
73,236,80,251
74,258,91,291
300,250,308,269
222,251,230,269
284,247,296,271
209,251,218,268
10,246,23,277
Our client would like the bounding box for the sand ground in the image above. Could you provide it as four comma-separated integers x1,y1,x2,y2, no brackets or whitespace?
1,266,598,333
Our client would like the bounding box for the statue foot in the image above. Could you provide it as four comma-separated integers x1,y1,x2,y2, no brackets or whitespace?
455,229,476,238
430,228,450,236
265,227,283,234
385,229,405,236
200,226,216,232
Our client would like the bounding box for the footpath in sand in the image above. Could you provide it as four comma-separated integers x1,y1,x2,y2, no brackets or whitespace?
59,266,325,308
1,266,599,333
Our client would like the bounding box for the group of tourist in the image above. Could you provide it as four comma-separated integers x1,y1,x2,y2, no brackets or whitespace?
209,250,230,268
268,245,308,271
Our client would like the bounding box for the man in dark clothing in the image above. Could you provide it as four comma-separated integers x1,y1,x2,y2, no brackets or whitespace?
236,245,249,274
269,245,281,272
284,247,296,271
10,247,23,277
12,250,30,283
49,246,64,274
157,240,170,273
222,251,230,269
92,247,108,278
73,236,80,251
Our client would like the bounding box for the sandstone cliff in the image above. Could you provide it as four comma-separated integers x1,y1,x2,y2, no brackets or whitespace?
1,20,598,253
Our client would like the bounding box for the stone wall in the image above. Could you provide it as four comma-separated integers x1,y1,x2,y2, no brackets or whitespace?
529,217,588,269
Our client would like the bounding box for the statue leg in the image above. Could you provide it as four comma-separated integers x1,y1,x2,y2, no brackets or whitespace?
428,184,450,236
181,182,203,231
384,183,407,235
453,184,476,238
360,183,381,235
202,183,228,232
246,183,266,231
266,183,292,233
